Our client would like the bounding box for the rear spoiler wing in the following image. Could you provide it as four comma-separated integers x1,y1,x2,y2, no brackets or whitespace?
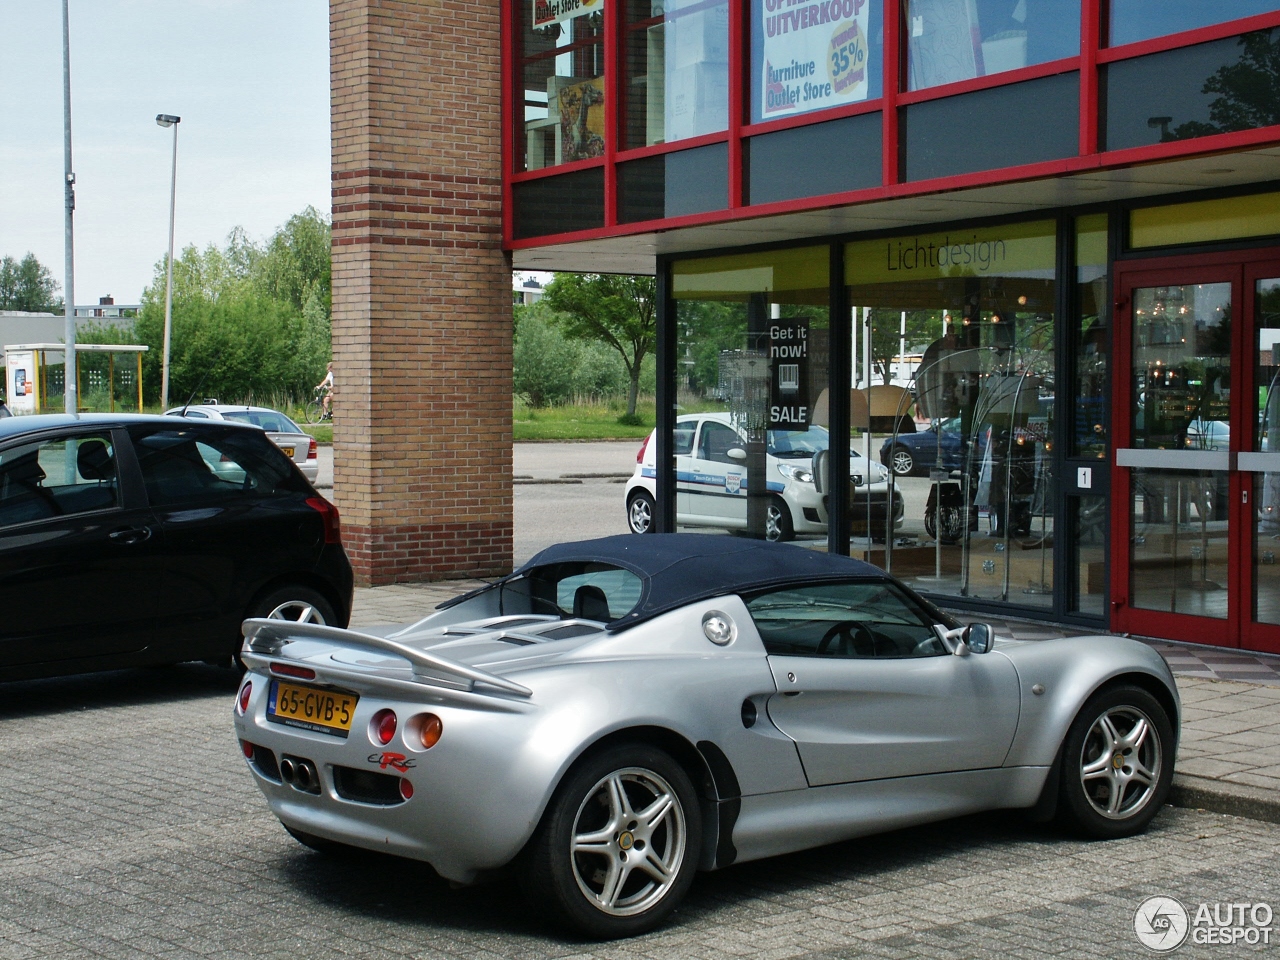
241,618,533,699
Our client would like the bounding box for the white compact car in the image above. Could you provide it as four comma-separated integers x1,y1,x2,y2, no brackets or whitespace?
166,404,318,483
624,413,902,541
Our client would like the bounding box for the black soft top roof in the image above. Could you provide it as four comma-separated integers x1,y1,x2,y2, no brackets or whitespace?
442,533,887,631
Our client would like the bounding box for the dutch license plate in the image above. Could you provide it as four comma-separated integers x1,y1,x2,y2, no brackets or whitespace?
280,446,295,457
267,680,358,737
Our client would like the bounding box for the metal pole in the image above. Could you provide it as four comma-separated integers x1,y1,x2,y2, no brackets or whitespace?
62,0,77,414
161,120,179,409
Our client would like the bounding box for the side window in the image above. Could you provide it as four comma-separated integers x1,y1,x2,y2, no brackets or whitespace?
0,432,120,527
744,581,948,659
131,427,303,506
697,422,743,464
673,423,695,456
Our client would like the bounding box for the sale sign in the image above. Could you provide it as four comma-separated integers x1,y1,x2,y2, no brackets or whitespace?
758,0,871,119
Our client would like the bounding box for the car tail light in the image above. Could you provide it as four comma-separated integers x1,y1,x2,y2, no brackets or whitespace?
636,433,651,464
399,779,414,800
306,496,341,544
307,437,317,461
240,739,254,758
270,662,316,680
416,713,443,749
372,709,397,746
237,681,252,715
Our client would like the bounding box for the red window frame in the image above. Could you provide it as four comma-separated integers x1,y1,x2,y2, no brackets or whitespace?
503,0,1280,250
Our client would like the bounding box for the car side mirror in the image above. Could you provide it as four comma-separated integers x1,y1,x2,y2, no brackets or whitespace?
964,623,994,654
726,447,746,461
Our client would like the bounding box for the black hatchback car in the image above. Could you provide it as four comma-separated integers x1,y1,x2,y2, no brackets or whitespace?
0,414,353,682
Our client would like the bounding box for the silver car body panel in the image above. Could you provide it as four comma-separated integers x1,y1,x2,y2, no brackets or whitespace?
165,404,318,482
236,587,1179,886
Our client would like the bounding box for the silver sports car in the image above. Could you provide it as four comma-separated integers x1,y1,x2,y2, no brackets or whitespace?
234,534,1179,938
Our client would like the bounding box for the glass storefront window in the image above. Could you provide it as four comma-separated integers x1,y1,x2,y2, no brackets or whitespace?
845,220,1058,607
1110,0,1280,48
1103,28,1280,152
624,0,729,149
518,0,607,171
905,0,1079,92
1074,213,1108,459
749,0,883,124
671,248,831,546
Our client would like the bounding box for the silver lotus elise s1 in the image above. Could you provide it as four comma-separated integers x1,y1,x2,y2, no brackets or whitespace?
233,534,1179,938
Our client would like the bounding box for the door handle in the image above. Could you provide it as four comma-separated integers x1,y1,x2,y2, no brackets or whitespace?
109,525,152,545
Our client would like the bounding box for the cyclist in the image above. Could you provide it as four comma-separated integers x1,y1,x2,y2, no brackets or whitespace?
315,362,334,420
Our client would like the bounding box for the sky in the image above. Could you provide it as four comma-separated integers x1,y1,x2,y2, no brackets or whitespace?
0,0,331,306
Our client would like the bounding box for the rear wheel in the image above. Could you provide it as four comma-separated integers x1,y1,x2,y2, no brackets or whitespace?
237,585,337,668
521,744,701,939
889,445,916,477
1056,684,1174,839
627,491,656,534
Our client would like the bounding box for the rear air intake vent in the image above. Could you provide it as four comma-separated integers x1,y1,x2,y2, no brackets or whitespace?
333,766,405,806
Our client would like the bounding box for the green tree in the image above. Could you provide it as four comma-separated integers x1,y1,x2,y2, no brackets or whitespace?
513,307,580,407
0,253,62,313
541,273,656,418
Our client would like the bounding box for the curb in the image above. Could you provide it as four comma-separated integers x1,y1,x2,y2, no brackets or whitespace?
1169,773,1280,825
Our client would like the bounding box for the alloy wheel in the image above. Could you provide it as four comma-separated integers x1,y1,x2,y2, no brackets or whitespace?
569,767,687,917
1078,705,1162,820
266,600,328,625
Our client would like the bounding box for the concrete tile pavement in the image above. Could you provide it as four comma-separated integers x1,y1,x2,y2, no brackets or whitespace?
350,581,1280,825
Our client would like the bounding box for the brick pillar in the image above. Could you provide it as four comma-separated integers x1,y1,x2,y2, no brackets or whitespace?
329,0,512,584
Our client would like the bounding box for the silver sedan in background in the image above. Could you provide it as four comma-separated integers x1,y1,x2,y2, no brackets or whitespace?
166,404,318,482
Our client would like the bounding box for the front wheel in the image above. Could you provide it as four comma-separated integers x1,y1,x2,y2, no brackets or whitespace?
304,399,323,425
765,496,794,542
1056,684,1175,839
627,491,656,534
521,744,701,939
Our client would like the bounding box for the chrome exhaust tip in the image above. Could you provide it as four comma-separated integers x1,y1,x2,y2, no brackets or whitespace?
294,763,315,792
279,757,296,784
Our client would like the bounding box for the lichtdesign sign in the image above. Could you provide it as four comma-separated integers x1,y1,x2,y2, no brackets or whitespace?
533,0,602,29
758,0,871,119
769,319,810,430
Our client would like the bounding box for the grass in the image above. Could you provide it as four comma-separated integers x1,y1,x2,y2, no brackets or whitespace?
515,400,654,441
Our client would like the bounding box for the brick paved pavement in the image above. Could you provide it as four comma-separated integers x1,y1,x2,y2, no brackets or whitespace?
0,661,1277,959
2,582,1279,958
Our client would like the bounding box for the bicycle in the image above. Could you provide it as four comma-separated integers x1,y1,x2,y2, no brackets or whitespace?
304,386,332,424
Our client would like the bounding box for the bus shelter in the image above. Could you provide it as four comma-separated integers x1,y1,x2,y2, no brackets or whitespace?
3,343,148,414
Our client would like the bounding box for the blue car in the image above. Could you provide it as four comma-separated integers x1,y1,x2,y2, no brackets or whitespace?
880,418,965,477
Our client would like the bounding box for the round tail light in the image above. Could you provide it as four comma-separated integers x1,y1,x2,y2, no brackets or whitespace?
372,709,398,746
237,681,252,715
399,779,414,800
416,713,443,749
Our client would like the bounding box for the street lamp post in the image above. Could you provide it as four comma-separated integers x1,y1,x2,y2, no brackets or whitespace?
62,0,76,414
156,113,180,409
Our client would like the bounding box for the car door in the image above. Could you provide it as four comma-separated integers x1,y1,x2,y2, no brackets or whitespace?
681,420,748,527
0,426,162,668
128,423,314,661
746,580,1021,786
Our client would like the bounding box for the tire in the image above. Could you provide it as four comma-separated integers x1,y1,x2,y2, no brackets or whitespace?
924,505,964,544
765,497,794,542
627,491,656,534
1056,684,1175,840
283,824,362,858
239,585,337,667
521,744,702,939
888,445,916,477
304,399,323,425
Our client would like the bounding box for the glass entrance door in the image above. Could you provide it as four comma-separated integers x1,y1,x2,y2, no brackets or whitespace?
1113,256,1280,654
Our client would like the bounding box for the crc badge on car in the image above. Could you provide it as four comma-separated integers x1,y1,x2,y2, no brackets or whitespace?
233,534,1179,940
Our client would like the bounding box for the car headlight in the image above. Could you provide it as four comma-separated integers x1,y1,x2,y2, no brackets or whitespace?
777,463,813,484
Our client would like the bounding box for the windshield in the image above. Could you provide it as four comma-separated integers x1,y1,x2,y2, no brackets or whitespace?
768,425,829,459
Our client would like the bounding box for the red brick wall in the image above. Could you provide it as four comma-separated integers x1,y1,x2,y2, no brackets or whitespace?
330,0,513,585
